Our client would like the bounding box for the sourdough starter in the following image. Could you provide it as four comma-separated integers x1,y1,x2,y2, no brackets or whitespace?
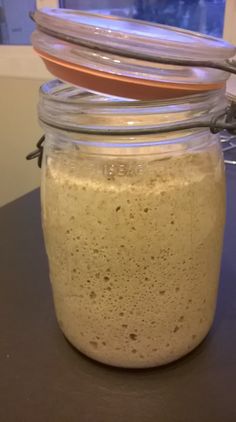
42,140,225,367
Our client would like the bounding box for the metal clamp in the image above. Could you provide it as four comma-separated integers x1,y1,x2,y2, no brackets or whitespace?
26,135,45,168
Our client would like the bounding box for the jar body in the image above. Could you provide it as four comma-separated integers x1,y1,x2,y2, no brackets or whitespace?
41,129,225,368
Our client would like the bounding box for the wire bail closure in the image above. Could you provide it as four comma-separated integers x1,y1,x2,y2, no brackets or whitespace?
26,102,236,168
26,135,45,168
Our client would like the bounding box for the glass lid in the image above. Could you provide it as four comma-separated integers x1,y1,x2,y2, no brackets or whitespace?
32,8,236,100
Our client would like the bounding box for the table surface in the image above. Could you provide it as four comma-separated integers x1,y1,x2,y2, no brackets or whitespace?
1,166,236,422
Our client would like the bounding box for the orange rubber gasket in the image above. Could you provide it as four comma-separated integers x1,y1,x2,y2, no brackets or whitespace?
35,48,225,100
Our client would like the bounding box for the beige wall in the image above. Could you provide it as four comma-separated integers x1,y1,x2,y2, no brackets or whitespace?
0,77,46,206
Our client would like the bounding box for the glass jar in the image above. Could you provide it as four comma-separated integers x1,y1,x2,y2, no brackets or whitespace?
39,80,226,368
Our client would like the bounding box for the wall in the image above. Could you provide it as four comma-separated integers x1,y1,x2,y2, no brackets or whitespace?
0,77,45,206
0,46,50,206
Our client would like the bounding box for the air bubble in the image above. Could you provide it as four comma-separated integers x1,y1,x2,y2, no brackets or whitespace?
89,341,98,349
89,291,96,299
129,333,137,340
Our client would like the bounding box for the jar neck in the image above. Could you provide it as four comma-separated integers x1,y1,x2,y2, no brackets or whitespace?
44,129,220,157
39,80,227,138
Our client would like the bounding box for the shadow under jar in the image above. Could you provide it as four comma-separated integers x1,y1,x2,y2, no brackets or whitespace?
40,80,226,368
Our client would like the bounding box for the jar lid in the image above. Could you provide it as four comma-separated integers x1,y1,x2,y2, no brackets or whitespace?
32,8,236,100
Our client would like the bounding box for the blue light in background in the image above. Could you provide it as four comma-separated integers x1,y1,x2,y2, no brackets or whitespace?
0,0,226,45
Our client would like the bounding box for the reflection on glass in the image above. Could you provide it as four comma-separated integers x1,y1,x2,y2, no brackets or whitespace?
0,0,226,45
63,0,226,37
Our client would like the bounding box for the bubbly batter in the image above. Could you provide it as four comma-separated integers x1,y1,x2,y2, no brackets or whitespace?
42,139,225,367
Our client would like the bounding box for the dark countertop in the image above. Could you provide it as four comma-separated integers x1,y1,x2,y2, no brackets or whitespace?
1,166,236,422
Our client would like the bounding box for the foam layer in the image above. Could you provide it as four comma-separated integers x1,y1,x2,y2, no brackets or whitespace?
42,141,225,367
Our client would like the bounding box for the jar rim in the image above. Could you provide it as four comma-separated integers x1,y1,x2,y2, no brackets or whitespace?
39,79,227,135
40,79,224,107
